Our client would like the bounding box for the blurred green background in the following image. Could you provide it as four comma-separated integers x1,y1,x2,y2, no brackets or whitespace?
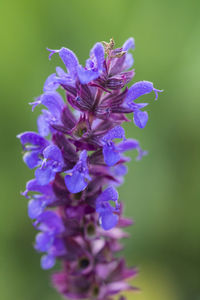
0,0,200,299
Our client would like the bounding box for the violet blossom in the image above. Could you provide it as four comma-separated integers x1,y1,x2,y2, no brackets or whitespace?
18,37,162,300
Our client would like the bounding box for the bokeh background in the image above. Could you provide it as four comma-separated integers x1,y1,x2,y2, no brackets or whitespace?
0,0,200,299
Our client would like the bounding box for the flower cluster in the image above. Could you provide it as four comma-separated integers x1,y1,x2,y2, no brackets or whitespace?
18,38,161,300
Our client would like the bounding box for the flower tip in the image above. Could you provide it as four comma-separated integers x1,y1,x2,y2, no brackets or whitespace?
46,48,57,60
29,99,41,111
20,190,29,198
41,254,55,270
153,88,163,100
136,149,148,161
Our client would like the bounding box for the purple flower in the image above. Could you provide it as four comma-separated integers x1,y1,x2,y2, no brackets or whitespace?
17,131,49,168
48,42,105,85
35,145,64,185
77,42,105,84
117,138,148,161
101,126,125,166
96,187,119,230
18,37,161,300
30,91,65,136
47,47,79,87
124,80,163,128
64,150,91,193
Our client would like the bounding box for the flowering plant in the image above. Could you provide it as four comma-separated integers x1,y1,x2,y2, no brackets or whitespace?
18,38,161,299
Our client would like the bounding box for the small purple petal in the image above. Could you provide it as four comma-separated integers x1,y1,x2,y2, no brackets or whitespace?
77,66,99,84
90,42,105,71
43,73,59,92
113,164,128,177
17,132,48,149
65,171,88,193
96,186,119,203
133,110,148,129
103,142,121,166
117,139,139,152
23,179,53,196
127,102,148,110
40,91,64,119
125,81,162,103
35,165,55,185
35,232,54,252
23,151,41,169
125,81,154,103
28,199,46,219
43,145,63,166
41,254,55,270
37,112,50,137
37,211,65,234
123,37,135,51
100,211,119,231
54,47,79,78
64,150,90,193
49,238,66,256
56,66,66,77
102,126,125,142
123,53,134,70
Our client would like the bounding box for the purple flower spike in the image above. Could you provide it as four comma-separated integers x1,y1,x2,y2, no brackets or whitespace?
18,38,161,299
101,126,126,166
65,150,91,193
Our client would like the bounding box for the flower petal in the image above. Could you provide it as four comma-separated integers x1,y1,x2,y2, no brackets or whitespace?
123,53,134,70
77,66,99,84
43,145,63,164
103,143,120,166
102,126,125,142
100,211,119,230
23,151,41,169
133,110,148,129
37,211,65,234
28,199,46,219
23,179,53,197
41,254,55,270
17,131,48,149
96,186,118,203
37,112,50,137
125,81,162,103
43,73,59,92
35,232,54,252
117,139,139,152
90,42,105,71
58,47,79,78
40,91,64,119
65,171,88,193
123,37,135,51
35,165,55,185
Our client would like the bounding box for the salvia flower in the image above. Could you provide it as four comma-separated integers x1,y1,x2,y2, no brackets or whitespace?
18,37,162,300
